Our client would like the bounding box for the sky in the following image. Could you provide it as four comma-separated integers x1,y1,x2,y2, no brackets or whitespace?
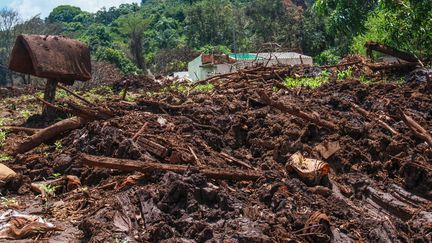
0,0,141,20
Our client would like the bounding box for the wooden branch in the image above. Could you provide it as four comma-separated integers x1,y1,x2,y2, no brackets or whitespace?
81,153,262,181
399,110,432,148
57,83,93,105
352,104,399,136
1,126,40,135
220,152,253,169
257,90,338,131
12,117,87,155
36,97,70,113
132,122,148,141
365,41,418,63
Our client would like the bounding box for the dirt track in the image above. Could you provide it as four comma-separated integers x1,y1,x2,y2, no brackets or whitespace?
1,65,431,242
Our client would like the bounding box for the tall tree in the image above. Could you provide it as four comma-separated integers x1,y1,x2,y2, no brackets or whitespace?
116,13,150,72
0,8,20,86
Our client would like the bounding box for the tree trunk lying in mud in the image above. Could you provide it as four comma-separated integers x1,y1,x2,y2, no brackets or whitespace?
12,117,86,155
81,153,263,181
2,126,40,135
365,41,419,63
257,90,339,130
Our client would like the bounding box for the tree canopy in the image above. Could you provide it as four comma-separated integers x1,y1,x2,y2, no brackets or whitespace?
0,0,431,80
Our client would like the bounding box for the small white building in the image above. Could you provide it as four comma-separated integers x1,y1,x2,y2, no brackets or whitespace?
188,52,313,81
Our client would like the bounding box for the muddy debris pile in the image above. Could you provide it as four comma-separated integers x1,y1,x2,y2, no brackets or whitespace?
1,63,431,242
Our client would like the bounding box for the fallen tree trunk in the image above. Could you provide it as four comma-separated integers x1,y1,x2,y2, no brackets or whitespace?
365,42,418,63
365,62,417,72
12,117,86,155
1,126,40,135
257,90,338,131
81,153,263,181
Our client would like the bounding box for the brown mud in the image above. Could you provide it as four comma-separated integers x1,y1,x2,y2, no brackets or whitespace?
1,64,431,242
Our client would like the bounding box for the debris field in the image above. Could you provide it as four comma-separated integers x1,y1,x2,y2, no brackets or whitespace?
0,63,431,242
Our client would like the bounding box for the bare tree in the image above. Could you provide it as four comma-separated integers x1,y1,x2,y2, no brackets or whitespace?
0,8,20,86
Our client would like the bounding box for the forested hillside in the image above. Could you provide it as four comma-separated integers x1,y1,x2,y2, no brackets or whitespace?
1,0,431,81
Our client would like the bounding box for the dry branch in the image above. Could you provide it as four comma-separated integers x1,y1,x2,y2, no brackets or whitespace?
81,153,262,181
352,104,399,136
399,110,432,148
57,83,93,105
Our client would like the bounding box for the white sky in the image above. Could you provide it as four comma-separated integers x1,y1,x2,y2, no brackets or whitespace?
2,0,140,19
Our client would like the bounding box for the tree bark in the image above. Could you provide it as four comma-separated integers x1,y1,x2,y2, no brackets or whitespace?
42,79,58,119
365,41,418,63
12,117,86,155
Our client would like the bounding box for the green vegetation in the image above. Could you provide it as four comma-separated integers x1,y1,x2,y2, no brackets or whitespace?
54,141,62,151
20,109,32,120
336,67,353,80
49,173,62,179
1,197,18,208
284,76,328,89
193,83,214,92
40,184,61,197
0,0,431,83
0,154,12,162
0,129,7,147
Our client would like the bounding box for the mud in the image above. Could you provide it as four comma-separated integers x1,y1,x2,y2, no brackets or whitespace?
1,64,431,242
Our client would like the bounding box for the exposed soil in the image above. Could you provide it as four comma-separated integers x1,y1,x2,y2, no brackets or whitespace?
0,64,431,242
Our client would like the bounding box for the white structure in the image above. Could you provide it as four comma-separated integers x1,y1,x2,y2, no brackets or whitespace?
188,52,313,81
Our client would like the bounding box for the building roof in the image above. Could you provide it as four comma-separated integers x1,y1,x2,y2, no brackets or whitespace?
257,52,312,60
230,52,311,61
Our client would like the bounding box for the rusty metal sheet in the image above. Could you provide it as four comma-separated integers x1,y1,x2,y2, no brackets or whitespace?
9,35,91,82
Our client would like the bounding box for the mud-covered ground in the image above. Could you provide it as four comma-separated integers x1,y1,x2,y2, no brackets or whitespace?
0,65,431,242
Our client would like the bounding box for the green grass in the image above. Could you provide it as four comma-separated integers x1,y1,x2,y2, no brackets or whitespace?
284,76,329,89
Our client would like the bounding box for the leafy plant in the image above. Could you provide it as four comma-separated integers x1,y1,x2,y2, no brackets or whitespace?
0,154,12,162
336,67,353,80
193,83,214,92
284,74,329,89
0,130,7,147
20,109,32,120
48,173,62,179
54,141,62,151
40,184,61,197
1,197,18,208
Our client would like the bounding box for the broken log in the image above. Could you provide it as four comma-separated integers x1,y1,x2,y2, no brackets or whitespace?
81,153,262,181
365,42,418,63
257,90,338,130
12,117,86,155
1,126,40,135
352,104,399,136
365,62,417,72
399,110,432,148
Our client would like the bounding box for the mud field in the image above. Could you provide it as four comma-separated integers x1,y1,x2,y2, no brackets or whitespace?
0,65,431,242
